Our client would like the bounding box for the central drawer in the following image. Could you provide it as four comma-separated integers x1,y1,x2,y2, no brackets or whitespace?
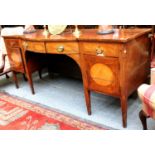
81,42,122,57
46,42,79,54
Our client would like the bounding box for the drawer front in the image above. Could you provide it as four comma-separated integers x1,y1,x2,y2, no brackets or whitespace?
81,42,121,57
7,48,25,73
83,55,120,96
46,42,79,54
25,41,46,53
5,39,20,48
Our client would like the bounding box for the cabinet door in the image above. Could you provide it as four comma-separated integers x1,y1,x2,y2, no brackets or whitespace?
83,55,120,96
7,47,25,73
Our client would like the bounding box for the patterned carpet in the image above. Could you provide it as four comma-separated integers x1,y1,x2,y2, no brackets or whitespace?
0,92,105,130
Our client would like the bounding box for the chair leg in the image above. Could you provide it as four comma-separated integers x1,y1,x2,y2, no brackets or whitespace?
139,110,149,130
5,73,10,79
0,54,6,73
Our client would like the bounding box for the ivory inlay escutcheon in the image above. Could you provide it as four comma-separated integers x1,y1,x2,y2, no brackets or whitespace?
90,63,114,86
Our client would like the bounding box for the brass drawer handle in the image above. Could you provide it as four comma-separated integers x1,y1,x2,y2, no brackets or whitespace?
96,48,105,56
23,42,28,49
57,45,64,52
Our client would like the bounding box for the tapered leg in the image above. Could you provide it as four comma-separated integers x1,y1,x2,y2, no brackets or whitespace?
38,69,42,79
29,76,35,94
29,77,35,94
13,71,19,89
23,73,27,81
120,96,127,128
84,88,91,115
139,110,149,130
26,71,35,95
22,51,35,94
47,67,54,78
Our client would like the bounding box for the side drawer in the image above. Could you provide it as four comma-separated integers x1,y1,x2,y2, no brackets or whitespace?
5,39,20,48
24,41,46,53
81,42,122,57
46,42,79,54
7,48,25,73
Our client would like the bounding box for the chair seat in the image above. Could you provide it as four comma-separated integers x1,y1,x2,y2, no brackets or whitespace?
138,84,155,119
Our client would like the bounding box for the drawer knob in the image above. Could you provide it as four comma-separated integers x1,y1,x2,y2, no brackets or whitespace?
96,48,105,56
57,45,64,52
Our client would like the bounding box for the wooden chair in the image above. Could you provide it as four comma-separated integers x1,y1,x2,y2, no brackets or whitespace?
0,51,21,88
0,32,19,87
0,53,5,73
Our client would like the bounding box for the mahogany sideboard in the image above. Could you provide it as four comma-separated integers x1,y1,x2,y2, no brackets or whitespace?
3,28,151,127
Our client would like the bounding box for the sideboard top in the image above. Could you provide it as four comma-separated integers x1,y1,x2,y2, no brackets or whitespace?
3,28,151,43
79,28,151,42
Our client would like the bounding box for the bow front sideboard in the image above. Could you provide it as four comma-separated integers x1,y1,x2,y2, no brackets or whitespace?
3,28,151,127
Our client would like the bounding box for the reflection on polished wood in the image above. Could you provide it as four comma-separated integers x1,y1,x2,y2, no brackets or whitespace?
3,28,151,127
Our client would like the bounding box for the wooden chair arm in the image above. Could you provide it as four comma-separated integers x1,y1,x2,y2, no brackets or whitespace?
0,53,6,73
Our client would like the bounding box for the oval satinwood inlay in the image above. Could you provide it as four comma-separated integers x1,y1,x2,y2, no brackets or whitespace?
90,63,114,86
10,52,21,65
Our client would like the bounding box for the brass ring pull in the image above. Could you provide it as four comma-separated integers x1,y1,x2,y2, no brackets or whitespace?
96,48,105,56
23,42,28,49
57,45,64,52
